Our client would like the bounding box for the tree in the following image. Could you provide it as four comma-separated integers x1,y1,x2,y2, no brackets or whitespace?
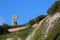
2,23,9,28
28,19,35,27
35,15,47,23
0,23,9,34
47,1,60,15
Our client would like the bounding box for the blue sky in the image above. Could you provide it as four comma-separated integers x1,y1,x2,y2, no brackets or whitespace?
0,0,56,25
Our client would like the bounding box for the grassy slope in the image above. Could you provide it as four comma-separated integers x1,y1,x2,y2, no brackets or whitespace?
46,18,60,40
0,27,34,40
31,17,60,40
31,17,47,40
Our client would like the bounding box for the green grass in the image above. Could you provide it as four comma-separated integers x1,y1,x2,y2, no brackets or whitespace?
0,27,34,40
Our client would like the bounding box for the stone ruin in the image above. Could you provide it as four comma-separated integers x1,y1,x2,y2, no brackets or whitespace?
12,15,18,26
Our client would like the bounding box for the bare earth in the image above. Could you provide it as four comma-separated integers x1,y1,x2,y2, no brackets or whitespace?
8,27,26,32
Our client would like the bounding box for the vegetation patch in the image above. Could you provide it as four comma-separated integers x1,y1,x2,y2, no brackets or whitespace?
47,1,60,16
0,27,34,40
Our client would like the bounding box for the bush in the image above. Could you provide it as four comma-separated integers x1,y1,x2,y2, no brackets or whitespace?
0,27,9,35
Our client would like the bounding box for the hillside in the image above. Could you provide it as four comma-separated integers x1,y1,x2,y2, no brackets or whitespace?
31,13,60,40
30,1,60,40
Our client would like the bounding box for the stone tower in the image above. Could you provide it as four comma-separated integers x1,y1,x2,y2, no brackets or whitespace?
12,15,18,26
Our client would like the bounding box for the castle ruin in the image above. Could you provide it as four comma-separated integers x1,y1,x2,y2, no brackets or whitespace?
12,15,18,26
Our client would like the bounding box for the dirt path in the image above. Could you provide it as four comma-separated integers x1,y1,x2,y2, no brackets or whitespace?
32,16,49,27
8,27,26,32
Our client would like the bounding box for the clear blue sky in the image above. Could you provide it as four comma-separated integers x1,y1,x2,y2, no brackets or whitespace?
0,0,56,25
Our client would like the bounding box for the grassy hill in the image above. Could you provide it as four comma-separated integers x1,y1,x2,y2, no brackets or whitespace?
31,13,60,40
31,1,60,40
